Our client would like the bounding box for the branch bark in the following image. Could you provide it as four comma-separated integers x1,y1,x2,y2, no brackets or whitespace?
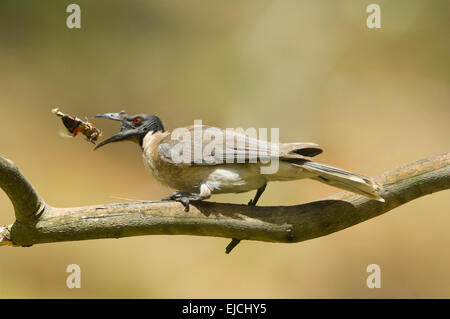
0,153,449,251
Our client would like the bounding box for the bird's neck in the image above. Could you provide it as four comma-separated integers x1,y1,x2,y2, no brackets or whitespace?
141,130,169,151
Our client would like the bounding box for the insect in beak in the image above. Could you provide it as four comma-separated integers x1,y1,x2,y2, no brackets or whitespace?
52,108,102,144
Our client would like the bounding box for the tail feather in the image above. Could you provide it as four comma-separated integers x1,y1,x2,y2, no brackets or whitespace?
296,160,384,202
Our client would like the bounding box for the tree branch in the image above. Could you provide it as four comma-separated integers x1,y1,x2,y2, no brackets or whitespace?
0,153,449,251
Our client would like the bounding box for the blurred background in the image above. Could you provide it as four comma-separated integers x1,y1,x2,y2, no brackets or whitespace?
0,0,449,298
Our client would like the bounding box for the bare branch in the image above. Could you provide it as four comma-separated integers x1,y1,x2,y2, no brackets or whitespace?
0,157,46,223
0,153,448,250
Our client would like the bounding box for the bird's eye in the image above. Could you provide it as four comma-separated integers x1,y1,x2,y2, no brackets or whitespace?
133,117,142,125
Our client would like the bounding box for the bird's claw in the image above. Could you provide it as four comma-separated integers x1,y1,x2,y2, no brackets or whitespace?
179,198,190,212
162,192,204,212
162,195,190,212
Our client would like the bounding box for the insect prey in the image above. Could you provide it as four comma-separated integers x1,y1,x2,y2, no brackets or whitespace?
52,108,102,144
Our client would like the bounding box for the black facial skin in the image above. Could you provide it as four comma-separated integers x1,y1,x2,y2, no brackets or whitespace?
94,111,164,150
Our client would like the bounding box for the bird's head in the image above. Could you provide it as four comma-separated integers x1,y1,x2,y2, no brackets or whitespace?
94,111,164,150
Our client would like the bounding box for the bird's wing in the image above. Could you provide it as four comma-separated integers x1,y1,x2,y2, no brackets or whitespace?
157,125,321,166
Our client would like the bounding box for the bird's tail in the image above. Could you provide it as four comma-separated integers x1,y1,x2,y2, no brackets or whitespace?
296,160,384,202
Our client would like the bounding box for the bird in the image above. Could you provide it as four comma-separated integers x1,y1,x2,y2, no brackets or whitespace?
94,111,384,212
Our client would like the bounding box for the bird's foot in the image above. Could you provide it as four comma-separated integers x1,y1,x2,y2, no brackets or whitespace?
162,192,204,212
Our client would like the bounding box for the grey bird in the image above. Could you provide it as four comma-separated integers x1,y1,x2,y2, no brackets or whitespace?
94,111,384,212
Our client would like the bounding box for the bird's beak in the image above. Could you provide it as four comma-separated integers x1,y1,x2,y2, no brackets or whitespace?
95,112,125,122
94,111,138,150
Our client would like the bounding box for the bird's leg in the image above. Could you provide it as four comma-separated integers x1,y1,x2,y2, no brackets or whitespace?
248,183,267,206
226,183,268,254
162,184,211,212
